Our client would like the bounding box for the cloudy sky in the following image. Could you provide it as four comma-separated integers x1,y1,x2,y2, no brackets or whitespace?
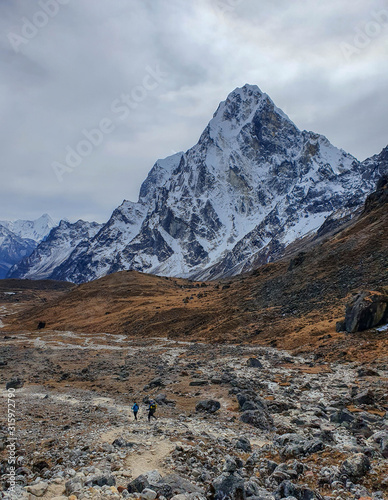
1,0,387,223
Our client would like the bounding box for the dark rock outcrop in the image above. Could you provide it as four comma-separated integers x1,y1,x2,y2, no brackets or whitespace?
195,400,221,414
343,290,388,333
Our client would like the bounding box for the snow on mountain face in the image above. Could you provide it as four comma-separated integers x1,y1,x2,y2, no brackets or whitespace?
7,220,102,280
0,225,37,279
48,202,147,283
9,85,388,283
0,214,56,243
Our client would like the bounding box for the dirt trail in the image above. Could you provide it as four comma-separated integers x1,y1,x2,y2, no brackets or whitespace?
100,424,176,477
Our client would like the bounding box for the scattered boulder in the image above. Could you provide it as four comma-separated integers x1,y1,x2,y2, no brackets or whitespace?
160,474,204,497
6,378,24,390
237,393,268,412
275,434,323,458
154,393,175,406
65,477,84,496
367,431,388,458
37,321,46,329
128,470,163,493
112,437,136,448
32,460,50,472
353,390,375,405
195,399,220,413
340,453,370,479
357,367,379,377
145,377,165,390
342,290,388,333
247,357,263,368
241,401,259,412
240,409,274,431
85,475,116,487
275,480,315,500
244,480,275,499
26,482,48,497
267,400,297,413
329,408,355,424
141,488,158,500
189,380,208,386
221,455,244,474
235,436,252,453
211,471,246,499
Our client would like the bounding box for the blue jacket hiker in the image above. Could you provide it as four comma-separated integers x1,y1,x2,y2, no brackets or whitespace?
132,402,139,420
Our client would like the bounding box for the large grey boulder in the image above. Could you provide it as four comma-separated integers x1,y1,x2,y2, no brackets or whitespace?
26,482,48,497
343,290,388,333
244,479,275,499
160,474,204,498
195,399,221,413
247,357,263,368
85,475,116,487
274,480,315,500
65,477,84,496
340,453,370,479
235,436,252,453
367,431,388,458
240,409,274,430
128,470,163,493
275,434,323,458
6,378,24,390
211,472,246,499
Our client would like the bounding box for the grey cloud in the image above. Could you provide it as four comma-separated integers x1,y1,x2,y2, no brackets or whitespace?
0,0,387,222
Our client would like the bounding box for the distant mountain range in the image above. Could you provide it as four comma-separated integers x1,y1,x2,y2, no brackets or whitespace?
4,84,388,283
0,214,55,278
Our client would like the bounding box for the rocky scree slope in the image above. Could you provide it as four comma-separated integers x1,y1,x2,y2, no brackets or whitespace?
8,85,388,283
1,339,387,499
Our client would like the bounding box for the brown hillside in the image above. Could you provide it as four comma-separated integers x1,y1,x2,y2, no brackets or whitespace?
3,186,387,363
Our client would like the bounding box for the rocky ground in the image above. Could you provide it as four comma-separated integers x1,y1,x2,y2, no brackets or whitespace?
0,331,387,499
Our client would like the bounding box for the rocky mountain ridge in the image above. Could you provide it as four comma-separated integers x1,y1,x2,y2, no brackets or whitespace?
7,85,388,283
7,219,102,280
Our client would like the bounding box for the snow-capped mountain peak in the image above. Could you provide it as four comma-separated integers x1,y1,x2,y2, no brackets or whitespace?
0,214,56,243
6,85,388,283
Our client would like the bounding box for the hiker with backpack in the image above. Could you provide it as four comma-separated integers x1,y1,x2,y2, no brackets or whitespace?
132,402,139,421
148,400,157,422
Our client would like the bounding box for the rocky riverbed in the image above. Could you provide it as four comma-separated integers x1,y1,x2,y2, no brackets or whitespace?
0,332,387,499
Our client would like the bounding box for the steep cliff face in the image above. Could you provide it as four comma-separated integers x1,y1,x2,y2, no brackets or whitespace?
9,85,388,283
